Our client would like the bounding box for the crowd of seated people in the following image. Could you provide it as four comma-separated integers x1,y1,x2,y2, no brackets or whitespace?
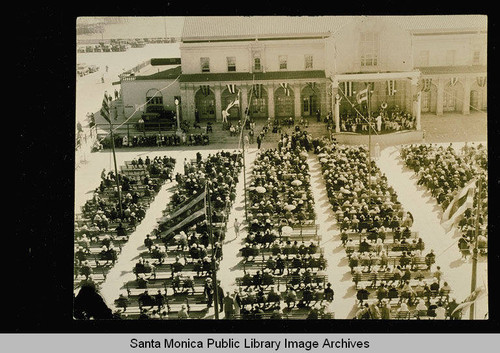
98,133,210,150
340,106,415,134
314,139,458,319
401,143,488,256
232,128,334,319
113,151,243,319
74,156,176,293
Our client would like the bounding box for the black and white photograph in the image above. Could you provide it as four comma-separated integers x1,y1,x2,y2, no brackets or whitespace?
70,15,491,324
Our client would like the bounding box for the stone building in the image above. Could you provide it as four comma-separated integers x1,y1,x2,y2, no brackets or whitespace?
118,16,487,129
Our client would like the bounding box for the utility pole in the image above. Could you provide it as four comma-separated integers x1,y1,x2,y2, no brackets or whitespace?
206,182,219,319
469,177,482,320
109,123,123,218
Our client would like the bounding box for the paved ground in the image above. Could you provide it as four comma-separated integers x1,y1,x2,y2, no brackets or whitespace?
75,45,489,319
75,140,488,319
421,111,487,143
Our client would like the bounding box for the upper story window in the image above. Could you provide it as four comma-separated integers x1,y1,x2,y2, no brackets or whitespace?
473,50,481,65
360,32,379,67
227,57,236,72
253,52,262,72
418,50,429,66
200,57,210,72
279,55,288,70
446,50,456,66
305,55,313,69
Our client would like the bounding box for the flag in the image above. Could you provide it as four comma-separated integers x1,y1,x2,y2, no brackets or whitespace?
451,286,486,316
100,92,110,123
441,178,476,232
449,77,458,87
476,76,486,87
280,83,290,96
387,80,396,96
356,88,368,104
226,84,237,94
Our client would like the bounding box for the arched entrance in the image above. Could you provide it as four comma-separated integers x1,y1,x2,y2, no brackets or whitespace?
249,85,268,118
275,85,294,118
146,88,163,105
221,88,240,121
301,84,320,117
195,88,216,120
443,81,462,112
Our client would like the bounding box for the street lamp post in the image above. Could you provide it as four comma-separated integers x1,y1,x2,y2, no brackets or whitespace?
175,98,181,134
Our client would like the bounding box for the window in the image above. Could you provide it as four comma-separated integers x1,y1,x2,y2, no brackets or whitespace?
200,57,210,72
227,57,236,72
253,52,262,72
360,32,379,67
305,55,313,69
446,50,456,66
419,50,429,66
279,55,288,70
473,50,480,65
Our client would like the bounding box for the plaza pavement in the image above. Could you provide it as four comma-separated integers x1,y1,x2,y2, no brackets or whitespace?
75,138,488,319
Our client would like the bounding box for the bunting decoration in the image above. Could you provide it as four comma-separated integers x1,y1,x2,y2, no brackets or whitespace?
476,76,486,88
449,77,459,87
252,84,263,99
226,84,237,94
387,80,396,96
200,85,211,96
343,82,353,96
280,83,290,96
422,78,432,92
306,82,317,92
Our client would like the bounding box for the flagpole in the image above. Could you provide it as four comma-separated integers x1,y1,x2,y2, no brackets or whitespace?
469,176,482,320
109,122,123,218
206,181,219,319
367,84,372,205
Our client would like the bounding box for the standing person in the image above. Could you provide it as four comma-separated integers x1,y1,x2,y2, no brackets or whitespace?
316,109,321,122
223,292,235,319
374,143,381,160
195,109,200,123
376,114,382,132
106,65,109,73
114,89,119,100
234,218,240,238
257,134,262,149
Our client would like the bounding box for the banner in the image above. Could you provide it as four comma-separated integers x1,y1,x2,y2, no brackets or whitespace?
343,82,353,96
356,88,368,104
157,191,206,224
477,76,487,87
200,85,211,96
449,77,459,87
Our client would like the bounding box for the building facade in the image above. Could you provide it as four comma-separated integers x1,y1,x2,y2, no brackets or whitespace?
119,16,487,130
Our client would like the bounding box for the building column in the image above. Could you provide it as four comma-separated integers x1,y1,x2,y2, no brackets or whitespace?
462,76,472,115
436,78,444,116
268,84,275,119
411,78,421,130
214,85,222,122
293,83,301,119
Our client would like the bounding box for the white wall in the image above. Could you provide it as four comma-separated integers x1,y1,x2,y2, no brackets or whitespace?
412,32,487,67
121,79,181,120
180,38,326,74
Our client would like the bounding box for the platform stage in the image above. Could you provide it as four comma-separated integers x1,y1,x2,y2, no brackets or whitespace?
333,130,424,146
